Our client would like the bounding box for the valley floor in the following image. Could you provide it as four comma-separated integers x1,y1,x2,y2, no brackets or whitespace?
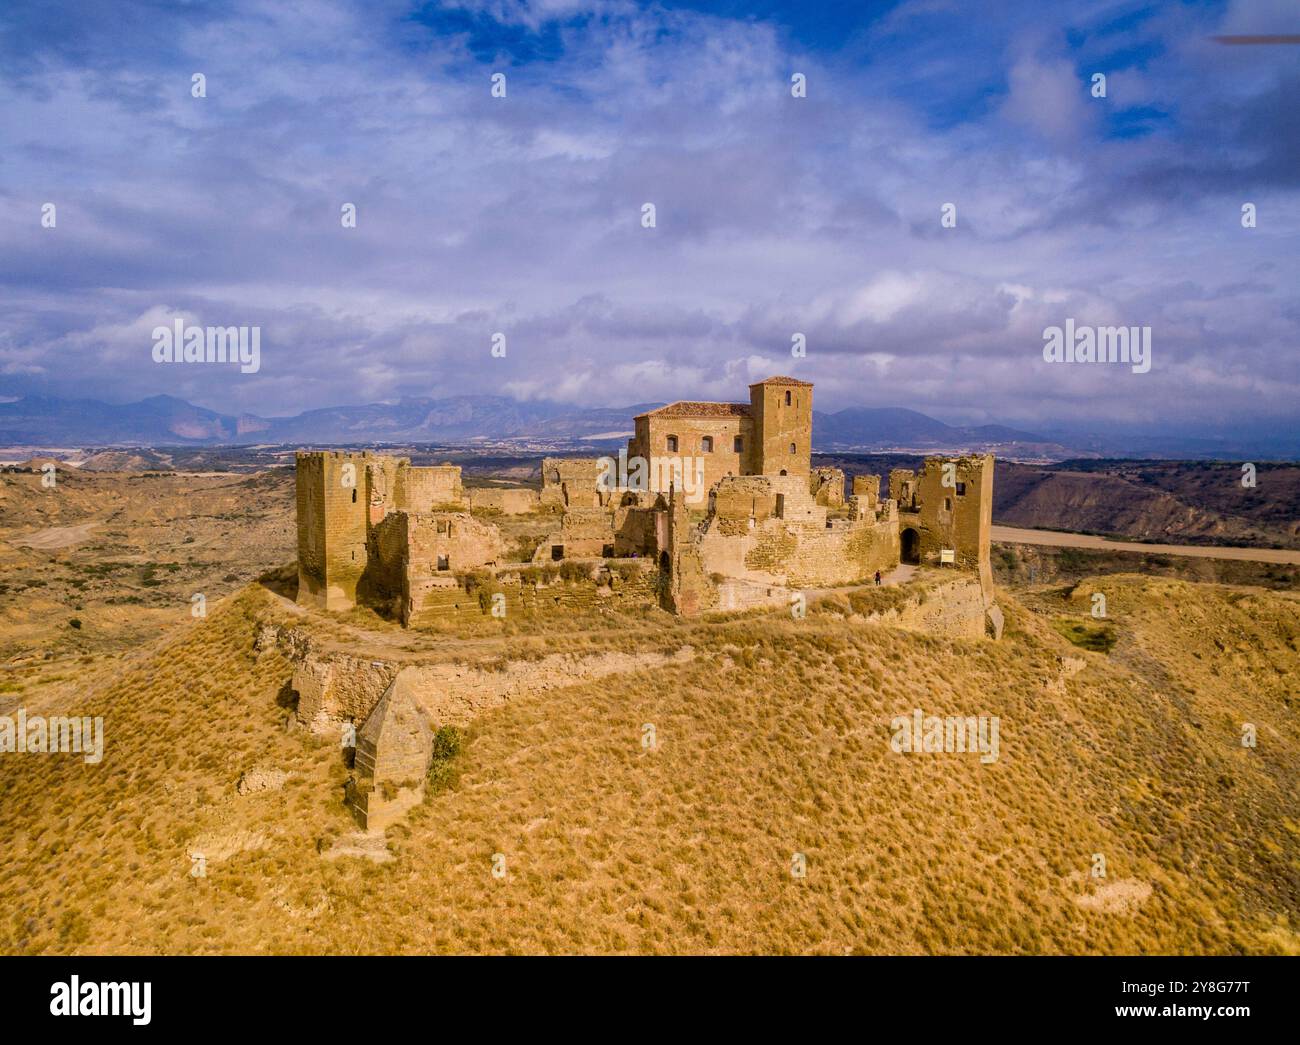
993,525,1300,564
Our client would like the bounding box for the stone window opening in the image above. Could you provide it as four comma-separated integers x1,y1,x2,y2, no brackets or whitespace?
789,442,796,454
436,555,449,570
437,520,448,534
956,481,966,496
944,497,952,512
701,436,713,453
666,434,678,453
351,489,357,503
551,544,564,561
733,435,743,453
775,493,786,518
784,390,791,406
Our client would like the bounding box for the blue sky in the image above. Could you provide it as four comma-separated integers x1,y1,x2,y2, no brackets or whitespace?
1,0,1297,438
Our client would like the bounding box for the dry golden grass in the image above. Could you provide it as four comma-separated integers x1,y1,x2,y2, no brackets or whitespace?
0,573,1296,955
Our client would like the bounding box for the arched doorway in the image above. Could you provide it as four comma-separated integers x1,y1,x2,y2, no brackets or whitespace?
901,527,921,565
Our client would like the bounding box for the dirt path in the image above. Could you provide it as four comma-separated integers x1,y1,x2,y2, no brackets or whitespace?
991,525,1300,565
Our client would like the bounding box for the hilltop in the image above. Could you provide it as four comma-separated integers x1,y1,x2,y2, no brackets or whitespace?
0,572,1295,954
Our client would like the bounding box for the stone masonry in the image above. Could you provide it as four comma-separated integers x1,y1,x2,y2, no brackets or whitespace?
295,377,997,630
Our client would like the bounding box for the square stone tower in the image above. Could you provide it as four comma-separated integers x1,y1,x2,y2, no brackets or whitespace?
891,454,994,571
749,376,813,476
296,450,371,611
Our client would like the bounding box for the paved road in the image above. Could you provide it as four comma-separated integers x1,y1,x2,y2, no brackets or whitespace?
991,525,1300,565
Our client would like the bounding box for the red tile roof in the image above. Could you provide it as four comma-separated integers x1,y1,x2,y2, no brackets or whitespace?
635,400,751,420
749,375,813,387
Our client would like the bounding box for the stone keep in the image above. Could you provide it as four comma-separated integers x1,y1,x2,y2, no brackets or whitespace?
296,451,371,612
891,454,994,570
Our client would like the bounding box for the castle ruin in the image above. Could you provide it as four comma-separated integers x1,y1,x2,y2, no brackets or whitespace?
294,375,997,625
290,376,999,827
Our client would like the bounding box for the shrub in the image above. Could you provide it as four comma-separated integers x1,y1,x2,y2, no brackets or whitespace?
427,726,466,796
511,536,542,562
1052,618,1117,654
605,560,642,583
559,560,594,583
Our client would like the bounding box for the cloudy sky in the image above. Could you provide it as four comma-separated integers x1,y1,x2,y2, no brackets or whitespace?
1,0,1297,439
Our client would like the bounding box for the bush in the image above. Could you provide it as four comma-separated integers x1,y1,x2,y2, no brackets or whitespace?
559,560,594,583
1052,618,1117,653
427,726,466,796
605,560,642,583
68,618,82,630
511,536,542,562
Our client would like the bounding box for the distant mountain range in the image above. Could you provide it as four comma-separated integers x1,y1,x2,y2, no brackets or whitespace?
4,392,1292,460
0,393,1079,457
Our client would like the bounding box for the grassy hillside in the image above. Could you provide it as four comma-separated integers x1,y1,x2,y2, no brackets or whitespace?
0,575,1296,955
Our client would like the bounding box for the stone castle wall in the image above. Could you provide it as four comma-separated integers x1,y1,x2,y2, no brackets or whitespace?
397,463,464,510
467,486,538,514
540,457,604,508
404,561,658,627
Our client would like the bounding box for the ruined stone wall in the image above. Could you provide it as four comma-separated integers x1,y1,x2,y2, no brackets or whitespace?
359,510,410,612
533,507,616,561
289,647,399,732
811,466,846,507
405,511,507,575
888,468,918,508
404,561,657,627
852,474,880,507
894,455,993,570
874,576,987,640
612,505,662,557
698,489,898,588
749,379,812,477
660,495,717,616
364,455,407,524
709,475,778,536
397,463,464,510
768,473,825,526
467,486,538,514
540,457,604,508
